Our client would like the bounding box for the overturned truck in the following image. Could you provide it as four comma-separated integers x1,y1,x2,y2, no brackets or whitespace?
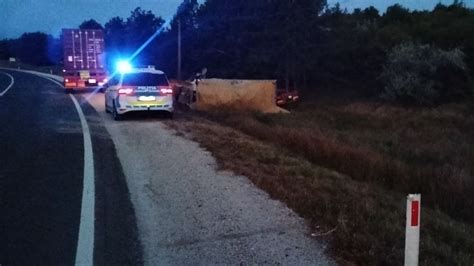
176,79,288,113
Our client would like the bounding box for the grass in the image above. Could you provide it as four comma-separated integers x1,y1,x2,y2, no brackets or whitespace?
209,102,474,224
165,101,474,265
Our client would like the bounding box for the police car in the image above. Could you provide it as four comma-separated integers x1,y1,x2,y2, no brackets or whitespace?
104,64,174,120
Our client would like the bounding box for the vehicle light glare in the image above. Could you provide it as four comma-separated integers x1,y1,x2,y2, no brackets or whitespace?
118,88,134,94
160,88,173,94
117,60,132,74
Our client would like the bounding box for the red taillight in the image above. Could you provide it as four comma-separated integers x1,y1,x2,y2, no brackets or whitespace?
160,88,173,95
118,88,134,94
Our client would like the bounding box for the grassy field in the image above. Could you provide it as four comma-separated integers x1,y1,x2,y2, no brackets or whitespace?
166,101,474,265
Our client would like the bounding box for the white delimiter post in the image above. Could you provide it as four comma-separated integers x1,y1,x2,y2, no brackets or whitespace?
405,194,421,266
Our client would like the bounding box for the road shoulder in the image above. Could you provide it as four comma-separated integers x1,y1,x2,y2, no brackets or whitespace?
74,97,144,265
84,92,333,265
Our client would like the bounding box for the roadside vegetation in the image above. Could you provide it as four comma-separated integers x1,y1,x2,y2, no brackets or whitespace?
1,1,474,104
2,0,473,263
167,102,474,265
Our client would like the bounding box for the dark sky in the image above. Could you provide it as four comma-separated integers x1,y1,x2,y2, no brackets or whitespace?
1,0,473,39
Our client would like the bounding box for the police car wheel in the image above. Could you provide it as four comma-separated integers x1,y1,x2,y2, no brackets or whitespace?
112,102,122,121
105,103,111,113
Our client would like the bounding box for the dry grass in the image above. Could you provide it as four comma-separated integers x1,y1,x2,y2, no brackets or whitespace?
165,105,474,265
206,102,474,224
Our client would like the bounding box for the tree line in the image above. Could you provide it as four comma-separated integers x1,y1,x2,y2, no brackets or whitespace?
1,0,473,105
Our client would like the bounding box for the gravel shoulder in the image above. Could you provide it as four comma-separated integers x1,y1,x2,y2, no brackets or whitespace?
85,93,334,265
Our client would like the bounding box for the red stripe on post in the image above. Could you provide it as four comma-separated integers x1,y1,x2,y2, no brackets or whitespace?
411,201,419,226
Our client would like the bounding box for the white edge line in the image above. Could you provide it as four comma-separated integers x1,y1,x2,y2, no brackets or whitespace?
70,92,95,266
0,71,15,96
31,74,95,265
43,76,64,87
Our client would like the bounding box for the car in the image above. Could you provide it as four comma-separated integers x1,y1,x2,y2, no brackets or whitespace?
104,66,174,120
276,89,299,106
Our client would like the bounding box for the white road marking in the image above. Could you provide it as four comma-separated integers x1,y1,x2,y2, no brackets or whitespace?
0,71,15,96
30,74,95,265
70,94,95,266
43,77,64,87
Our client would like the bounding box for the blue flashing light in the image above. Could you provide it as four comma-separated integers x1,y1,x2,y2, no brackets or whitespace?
116,60,132,74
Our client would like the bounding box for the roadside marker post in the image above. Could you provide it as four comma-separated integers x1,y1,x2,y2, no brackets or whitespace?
405,194,421,266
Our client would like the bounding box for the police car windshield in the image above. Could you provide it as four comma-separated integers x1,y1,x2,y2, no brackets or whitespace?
120,73,168,86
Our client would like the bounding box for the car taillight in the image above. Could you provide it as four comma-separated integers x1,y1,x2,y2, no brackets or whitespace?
160,88,173,95
118,88,134,94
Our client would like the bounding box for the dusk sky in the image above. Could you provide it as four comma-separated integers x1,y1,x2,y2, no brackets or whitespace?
1,0,473,39
328,0,473,11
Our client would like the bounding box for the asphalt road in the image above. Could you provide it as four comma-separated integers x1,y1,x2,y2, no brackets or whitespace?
0,69,333,265
0,70,142,265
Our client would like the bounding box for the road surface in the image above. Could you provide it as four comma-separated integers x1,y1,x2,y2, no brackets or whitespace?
0,70,141,265
0,69,333,265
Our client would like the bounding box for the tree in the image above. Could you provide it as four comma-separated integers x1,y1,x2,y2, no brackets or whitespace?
104,17,126,49
46,35,62,65
90,0,474,101
103,17,126,67
171,0,199,31
379,42,469,105
362,6,380,20
158,0,200,77
126,8,165,48
0,40,10,60
79,19,103,30
103,8,165,67
433,3,448,12
11,32,54,65
124,7,165,65
104,17,125,44
383,4,411,24
183,0,327,84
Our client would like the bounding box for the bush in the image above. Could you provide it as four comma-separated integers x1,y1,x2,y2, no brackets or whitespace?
379,42,470,105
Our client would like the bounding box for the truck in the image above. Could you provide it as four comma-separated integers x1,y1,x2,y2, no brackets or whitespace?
62,29,107,93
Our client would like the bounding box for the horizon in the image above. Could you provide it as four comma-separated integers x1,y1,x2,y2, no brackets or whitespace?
327,0,473,12
1,0,473,39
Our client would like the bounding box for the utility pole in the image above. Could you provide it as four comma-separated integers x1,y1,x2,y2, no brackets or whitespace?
177,19,182,81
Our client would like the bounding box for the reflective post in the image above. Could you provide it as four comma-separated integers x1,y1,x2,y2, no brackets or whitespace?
405,194,421,266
